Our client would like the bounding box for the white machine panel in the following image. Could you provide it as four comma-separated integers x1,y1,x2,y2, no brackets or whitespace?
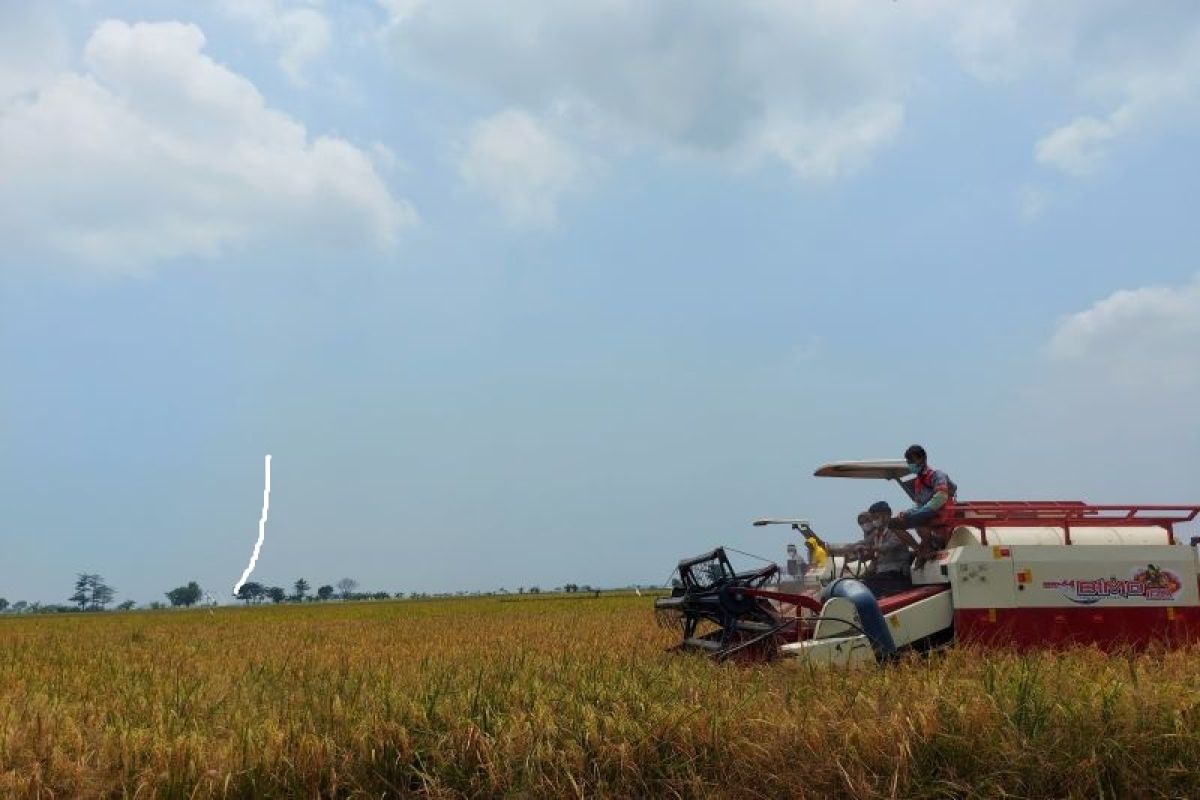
1008,545,1199,609
884,590,954,647
945,546,1018,609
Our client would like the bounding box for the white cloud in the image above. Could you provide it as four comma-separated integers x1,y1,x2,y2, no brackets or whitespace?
0,20,413,271
953,2,1200,177
1035,114,1120,176
379,0,1200,207
212,0,332,86
1032,41,1200,177
1046,273,1200,389
985,275,1200,500
459,109,585,227
0,4,69,101
950,1,1080,84
1004,273,1200,487
1034,54,1200,176
756,101,904,181
382,0,927,184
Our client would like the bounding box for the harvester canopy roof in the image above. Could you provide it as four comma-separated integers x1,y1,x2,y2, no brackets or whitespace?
813,460,911,480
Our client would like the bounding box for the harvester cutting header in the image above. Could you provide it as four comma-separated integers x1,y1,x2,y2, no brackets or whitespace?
655,448,1200,666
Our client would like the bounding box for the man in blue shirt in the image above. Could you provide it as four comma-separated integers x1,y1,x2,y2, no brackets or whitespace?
893,444,957,561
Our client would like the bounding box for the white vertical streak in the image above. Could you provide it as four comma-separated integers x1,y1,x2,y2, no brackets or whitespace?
233,455,272,594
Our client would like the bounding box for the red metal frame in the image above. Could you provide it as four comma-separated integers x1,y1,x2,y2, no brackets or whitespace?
740,587,822,613
741,585,951,617
876,584,950,615
938,502,1200,546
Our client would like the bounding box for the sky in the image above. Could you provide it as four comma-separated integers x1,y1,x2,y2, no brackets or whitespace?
1,0,1198,606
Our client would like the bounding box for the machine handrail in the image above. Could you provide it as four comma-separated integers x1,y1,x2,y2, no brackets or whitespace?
949,501,1200,525
945,502,1200,546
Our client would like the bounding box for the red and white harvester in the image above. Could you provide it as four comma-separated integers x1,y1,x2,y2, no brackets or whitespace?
654,461,1200,665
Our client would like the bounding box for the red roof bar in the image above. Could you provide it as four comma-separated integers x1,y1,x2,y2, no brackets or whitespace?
942,502,1200,546
951,502,1200,524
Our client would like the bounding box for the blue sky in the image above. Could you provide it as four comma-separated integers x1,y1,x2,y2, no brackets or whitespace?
2,1,1198,605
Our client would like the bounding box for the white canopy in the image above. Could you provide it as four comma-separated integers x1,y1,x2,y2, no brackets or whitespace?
813,460,911,480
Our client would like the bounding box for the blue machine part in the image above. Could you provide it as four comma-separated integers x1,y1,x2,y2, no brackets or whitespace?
820,578,897,660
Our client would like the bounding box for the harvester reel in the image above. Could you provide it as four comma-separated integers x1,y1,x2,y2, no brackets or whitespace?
654,547,786,661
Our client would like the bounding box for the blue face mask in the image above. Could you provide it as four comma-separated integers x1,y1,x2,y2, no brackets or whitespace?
907,462,921,475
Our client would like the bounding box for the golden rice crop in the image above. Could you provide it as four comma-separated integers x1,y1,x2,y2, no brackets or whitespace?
2,594,1200,798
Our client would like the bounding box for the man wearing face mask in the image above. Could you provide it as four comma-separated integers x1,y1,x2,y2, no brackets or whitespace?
858,501,915,597
824,513,875,567
893,444,957,560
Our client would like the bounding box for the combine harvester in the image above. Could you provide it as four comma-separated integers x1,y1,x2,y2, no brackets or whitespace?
655,461,1200,666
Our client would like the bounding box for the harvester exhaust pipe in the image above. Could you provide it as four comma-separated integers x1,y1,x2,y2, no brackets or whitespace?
821,578,897,660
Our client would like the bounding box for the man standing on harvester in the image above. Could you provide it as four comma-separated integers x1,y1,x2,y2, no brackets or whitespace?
892,444,957,561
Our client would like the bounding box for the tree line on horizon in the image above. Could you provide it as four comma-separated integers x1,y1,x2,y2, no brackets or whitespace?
234,577,382,604
0,574,613,614
0,574,386,614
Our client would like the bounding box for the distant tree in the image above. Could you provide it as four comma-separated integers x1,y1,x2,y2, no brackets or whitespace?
148,601,166,610
316,585,335,601
371,591,390,600
267,586,286,604
529,587,541,594
12,601,28,613
393,592,405,599
0,598,8,612
93,582,116,610
165,581,203,608
236,582,266,604
117,600,136,611
293,578,310,602
336,577,358,599
71,573,115,611
70,574,92,610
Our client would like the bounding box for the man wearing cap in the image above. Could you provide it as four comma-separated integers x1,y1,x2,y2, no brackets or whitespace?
893,444,957,561
859,500,915,597
823,502,914,596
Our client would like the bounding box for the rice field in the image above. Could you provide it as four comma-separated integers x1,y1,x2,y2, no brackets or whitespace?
2,593,1200,798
